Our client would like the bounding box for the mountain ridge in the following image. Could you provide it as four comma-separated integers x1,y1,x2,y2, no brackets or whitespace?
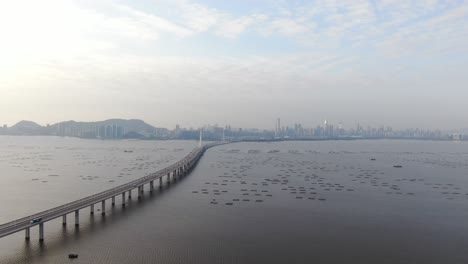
0,119,168,138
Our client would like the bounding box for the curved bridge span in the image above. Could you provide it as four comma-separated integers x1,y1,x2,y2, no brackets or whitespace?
0,142,225,241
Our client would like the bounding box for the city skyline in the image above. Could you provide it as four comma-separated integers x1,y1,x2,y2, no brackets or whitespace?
1,116,466,131
0,117,464,141
1,1,467,129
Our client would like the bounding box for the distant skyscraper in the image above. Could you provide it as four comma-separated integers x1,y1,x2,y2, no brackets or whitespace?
275,118,281,138
338,122,343,136
105,125,112,138
199,129,203,147
112,124,117,138
99,125,106,138
323,119,329,137
117,126,123,138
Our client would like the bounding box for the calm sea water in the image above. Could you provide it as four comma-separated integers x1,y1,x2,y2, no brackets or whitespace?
0,137,468,263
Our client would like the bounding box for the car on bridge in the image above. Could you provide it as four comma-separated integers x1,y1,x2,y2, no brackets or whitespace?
30,218,42,224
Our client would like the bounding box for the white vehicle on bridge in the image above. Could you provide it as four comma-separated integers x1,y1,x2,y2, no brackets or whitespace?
30,218,42,224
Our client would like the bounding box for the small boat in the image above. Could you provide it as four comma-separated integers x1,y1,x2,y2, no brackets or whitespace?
393,165,403,168
370,158,376,161
68,254,78,259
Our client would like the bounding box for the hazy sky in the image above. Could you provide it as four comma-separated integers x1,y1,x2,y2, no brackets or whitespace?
0,0,467,130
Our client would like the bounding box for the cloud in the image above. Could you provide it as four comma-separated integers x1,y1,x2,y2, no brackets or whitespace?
215,14,268,39
375,2,468,58
177,2,220,32
270,18,310,35
113,4,194,38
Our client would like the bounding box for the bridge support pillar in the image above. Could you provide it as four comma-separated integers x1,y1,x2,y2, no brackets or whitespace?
128,189,132,199
38,223,44,241
112,196,115,206
159,177,163,187
90,204,94,215
101,200,106,215
75,210,79,227
138,186,142,199
25,228,30,240
173,170,177,180
150,181,154,192
122,192,126,206
62,215,67,226
167,173,170,183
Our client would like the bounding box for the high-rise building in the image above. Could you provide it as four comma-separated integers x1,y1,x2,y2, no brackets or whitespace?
98,126,106,138
112,124,117,138
105,125,113,138
117,126,124,138
275,118,281,138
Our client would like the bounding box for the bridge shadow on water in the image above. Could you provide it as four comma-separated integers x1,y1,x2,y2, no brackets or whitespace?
4,175,189,263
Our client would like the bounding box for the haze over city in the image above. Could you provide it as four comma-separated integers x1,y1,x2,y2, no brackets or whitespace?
1,0,467,129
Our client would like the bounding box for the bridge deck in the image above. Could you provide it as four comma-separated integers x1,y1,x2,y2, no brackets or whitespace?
0,142,223,239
